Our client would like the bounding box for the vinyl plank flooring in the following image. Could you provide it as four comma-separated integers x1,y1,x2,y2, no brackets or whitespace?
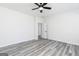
74,45,79,56
0,39,79,56
42,42,61,56
58,43,67,56
0,40,41,55
27,40,55,56
15,40,49,56
52,43,65,56
38,41,57,56
11,40,49,56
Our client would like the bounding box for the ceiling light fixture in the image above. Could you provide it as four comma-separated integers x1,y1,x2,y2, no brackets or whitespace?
39,7,43,10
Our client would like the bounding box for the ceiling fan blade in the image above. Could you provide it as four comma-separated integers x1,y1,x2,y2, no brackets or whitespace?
34,3,40,7
42,3,47,6
43,7,51,9
32,7,39,10
40,10,43,13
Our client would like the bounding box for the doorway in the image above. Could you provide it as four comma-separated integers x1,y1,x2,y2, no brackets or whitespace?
38,23,48,39
38,23,43,39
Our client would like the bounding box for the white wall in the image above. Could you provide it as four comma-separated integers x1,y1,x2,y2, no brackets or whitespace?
0,6,36,47
47,9,79,45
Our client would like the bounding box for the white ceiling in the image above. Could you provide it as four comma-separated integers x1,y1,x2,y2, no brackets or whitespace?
0,3,79,18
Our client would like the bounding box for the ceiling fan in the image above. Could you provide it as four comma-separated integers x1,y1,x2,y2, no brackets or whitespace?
32,3,52,13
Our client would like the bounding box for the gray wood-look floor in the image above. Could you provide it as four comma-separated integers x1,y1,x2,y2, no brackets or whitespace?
0,39,79,56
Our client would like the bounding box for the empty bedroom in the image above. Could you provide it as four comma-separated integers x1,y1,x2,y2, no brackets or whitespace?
0,3,79,56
